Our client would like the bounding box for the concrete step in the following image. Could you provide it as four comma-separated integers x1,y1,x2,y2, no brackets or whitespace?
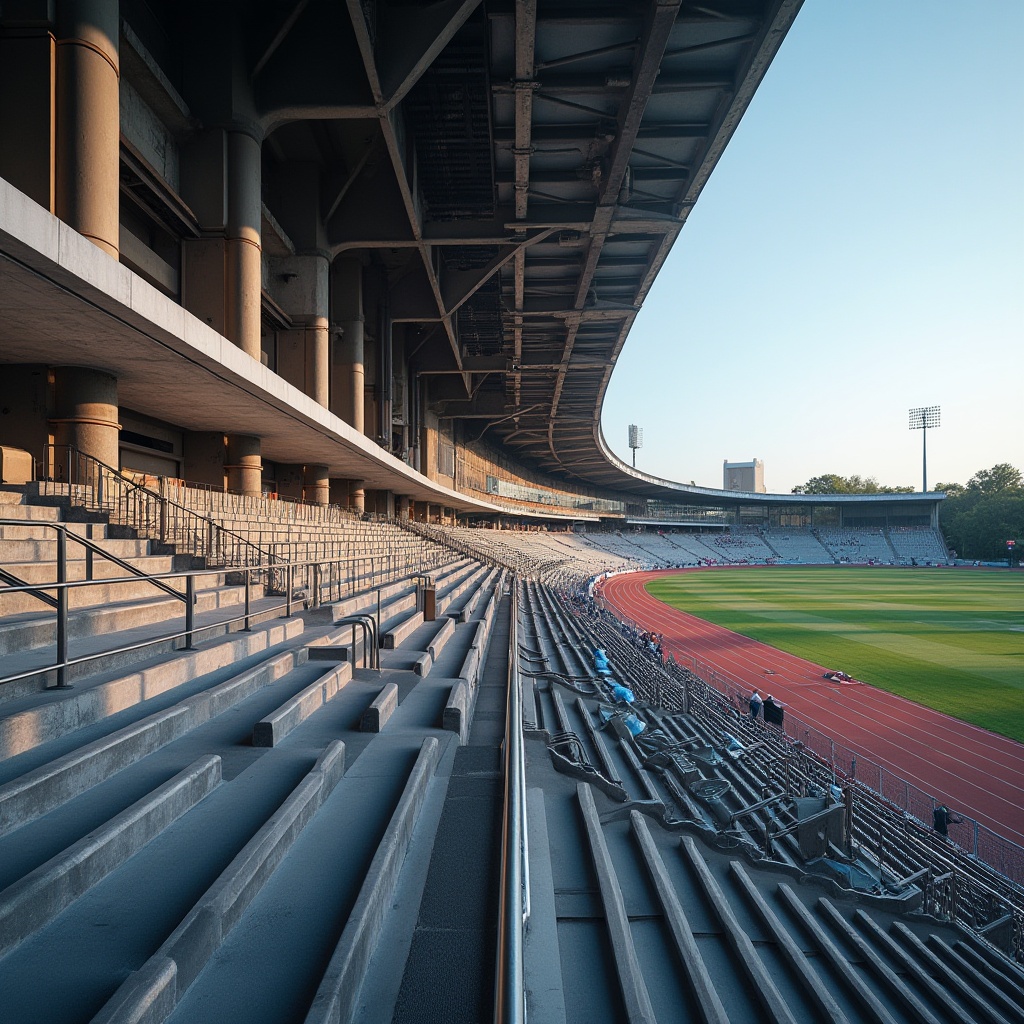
0,536,152,560
0,553,178,584
0,582,254,656
0,520,113,541
0,621,308,786
0,592,305,696
0,569,251,615
0,502,62,521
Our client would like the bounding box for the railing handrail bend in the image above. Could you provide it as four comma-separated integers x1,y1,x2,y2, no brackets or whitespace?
494,579,527,1024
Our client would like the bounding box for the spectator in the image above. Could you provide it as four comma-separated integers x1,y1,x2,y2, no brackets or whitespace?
932,804,963,837
749,689,763,722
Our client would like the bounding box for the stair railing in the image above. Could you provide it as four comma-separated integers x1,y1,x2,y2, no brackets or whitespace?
0,518,187,688
40,445,274,569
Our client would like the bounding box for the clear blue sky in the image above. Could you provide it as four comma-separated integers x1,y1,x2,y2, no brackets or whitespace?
602,0,1024,495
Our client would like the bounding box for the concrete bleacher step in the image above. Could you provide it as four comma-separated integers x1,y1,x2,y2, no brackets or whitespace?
0,577,258,656
0,585,293,697
0,564,230,615
0,536,153,561
0,589,470,1023
0,616,306,765
0,755,222,959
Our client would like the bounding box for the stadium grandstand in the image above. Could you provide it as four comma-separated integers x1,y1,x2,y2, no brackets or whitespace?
0,2,1019,1022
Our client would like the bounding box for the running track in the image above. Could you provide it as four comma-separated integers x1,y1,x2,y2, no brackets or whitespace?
601,570,1024,847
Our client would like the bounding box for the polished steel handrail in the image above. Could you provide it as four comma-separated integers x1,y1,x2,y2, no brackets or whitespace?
0,551,418,691
494,579,527,1024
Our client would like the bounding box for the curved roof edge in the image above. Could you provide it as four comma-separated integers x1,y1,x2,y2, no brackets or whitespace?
594,429,944,508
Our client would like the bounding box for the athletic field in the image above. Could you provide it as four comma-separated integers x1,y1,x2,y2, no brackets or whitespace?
645,567,1024,742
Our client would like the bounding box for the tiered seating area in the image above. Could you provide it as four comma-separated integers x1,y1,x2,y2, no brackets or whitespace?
761,527,834,563
816,527,897,563
575,530,654,566
617,530,697,566
889,526,951,565
2,484,1020,1022
413,523,625,580
701,530,777,563
0,485,512,1022
516,583,1024,1020
34,475,440,571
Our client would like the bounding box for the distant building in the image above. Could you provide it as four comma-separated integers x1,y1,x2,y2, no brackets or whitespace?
724,459,765,493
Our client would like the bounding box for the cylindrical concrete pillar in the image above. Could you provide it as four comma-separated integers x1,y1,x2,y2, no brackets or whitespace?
52,366,119,469
349,479,365,514
303,464,329,505
397,495,410,521
331,258,365,434
225,433,262,497
56,0,120,257
225,131,263,360
307,319,329,408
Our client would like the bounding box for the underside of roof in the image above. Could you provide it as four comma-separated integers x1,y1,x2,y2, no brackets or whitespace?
252,0,804,495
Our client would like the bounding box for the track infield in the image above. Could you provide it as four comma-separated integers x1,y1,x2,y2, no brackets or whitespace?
600,568,1024,843
645,566,1024,741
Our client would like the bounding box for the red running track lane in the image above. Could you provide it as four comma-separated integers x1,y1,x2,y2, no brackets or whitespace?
601,570,1024,846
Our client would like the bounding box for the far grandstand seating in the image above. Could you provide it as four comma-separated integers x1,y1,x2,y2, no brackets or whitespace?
815,527,897,563
702,529,776,563
888,526,951,565
761,528,833,563
664,532,727,564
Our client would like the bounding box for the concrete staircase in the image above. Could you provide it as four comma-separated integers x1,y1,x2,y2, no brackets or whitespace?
0,501,509,1023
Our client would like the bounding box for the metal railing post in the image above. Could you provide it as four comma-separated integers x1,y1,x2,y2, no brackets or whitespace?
185,574,196,649
54,528,71,689
244,571,251,631
285,564,293,617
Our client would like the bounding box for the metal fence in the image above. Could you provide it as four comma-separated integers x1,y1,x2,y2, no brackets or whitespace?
596,589,1024,889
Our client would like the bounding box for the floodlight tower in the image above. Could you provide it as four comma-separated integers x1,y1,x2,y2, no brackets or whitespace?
628,424,643,468
908,405,940,492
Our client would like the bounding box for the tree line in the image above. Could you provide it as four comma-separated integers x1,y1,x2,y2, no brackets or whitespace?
791,464,1022,563
934,464,1023,563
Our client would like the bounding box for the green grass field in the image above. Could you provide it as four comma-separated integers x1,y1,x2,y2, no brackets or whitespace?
645,567,1024,741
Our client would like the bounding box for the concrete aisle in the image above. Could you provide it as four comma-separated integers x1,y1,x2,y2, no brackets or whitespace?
388,592,510,1024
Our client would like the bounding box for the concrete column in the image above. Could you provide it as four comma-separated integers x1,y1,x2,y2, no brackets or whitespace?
55,0,120,257
52,366,119,468
225,130,262,360
304,464,329,505
225,433,261,497
331,258,365,433
273,253,330,407
349,479,365,514
397,495,410,521
308,320,330,407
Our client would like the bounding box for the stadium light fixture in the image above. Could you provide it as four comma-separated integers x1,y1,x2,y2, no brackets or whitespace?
908,405,940,492
628,424,643,468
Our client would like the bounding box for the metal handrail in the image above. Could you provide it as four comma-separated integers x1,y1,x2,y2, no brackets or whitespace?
0,551,421,691
332,615,381,670
1,518,188,688
41,445,274,568
494,579,527,1024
